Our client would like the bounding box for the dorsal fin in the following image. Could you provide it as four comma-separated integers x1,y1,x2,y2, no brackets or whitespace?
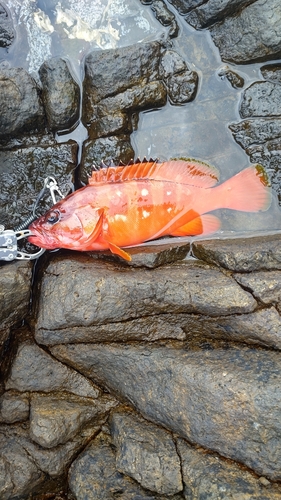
88,159,220,188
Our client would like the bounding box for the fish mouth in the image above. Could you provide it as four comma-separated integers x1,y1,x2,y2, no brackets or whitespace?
28,227,58,250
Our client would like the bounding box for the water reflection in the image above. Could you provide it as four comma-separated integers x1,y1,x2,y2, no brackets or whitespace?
3,0,281,233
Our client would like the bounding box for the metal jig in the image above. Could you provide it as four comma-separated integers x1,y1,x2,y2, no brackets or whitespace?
1,176,66,261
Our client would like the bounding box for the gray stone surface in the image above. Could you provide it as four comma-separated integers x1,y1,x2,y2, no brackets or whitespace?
229,117,281,150
0,3,14,48
210,0,281,64
177,439,281,499
0,420,100,498
39,57,80,132
192,235,281,271
0,139,77,229
69,431,182,500
240,82,281,119
217,66,244,89
0,391,29,423
0,261,32,334
110,410,183,495
166,70,198,104
185,0,257,29
29,392,117,448
0,67,45,138
80,136,134,183
35,256,256,341
234,270,281,310
261,63,281,84
51,343,281,480
6,342,100,398
88,240,191,268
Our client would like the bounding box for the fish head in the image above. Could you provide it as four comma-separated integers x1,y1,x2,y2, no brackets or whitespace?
28,191,104,250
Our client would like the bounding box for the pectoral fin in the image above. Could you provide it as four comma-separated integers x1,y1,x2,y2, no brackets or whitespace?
107,241,132,261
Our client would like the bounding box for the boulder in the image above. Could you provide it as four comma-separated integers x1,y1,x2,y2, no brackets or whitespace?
39,57,80,132
51,343,281,480
110,409,183,495
0,68,45,138
210,0,281,64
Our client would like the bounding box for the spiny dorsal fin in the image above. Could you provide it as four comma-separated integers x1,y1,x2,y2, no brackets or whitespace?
88,159,220,188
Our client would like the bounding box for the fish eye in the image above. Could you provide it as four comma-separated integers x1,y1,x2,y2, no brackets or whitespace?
45,209,60,224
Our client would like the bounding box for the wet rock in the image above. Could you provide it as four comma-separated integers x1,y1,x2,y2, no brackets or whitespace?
0,3,14,48
177,307,281,350
0,261,32,361
35,256,256,343
0,425,44,500
0,139,77,229
261,63,281,84
149,0,179,37
39,57,80,132
110,409,183,495
166,0,204,15
0,420,100,498
160,49,187,79
239,81,281,118
0,67,45,138
51,343,281,480
177,439,281,499
5,342,100,398
88,240,190,268
30,392,117,448
218,66,244,89
88,81,167,139
83,41,162,107
210,0,281,64
68,431,181,500
36,312,186,347
192,235,281,271
185,0,257,29
80,136,134,183
0,391,29,423
229,118,281,150
166,70,198,104
234,270,281,311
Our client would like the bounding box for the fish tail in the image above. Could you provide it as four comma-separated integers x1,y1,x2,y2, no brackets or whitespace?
213,164,271,212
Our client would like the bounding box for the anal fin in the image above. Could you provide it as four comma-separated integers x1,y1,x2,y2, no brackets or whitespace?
170,214,221,236
107,241,132,261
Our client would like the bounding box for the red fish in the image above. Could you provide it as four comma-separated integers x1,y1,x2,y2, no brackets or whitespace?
28,159,271,261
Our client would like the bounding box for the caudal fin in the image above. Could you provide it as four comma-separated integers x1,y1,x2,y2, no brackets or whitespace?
214,165,271,212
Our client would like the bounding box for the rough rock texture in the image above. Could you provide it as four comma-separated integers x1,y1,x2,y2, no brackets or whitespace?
29,392,117,448
0,3,14,48
0,138,77,229
39,57,80,132
110,410,183,495
0,67,45,138
6,342,100,398
261,63,281,84
234,270,281,311
51,343,281,480
0,261,32,335
0,421,100,499
209,0,281,64
68,430,183,500
35,255,257,343
0,391,29,424
177,439,281,499
192,235,281,271
185,0,257,29
240,81,281,118
88,240,191,268
217,66,244,89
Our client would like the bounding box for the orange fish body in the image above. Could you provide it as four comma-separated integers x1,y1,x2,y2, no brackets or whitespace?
28,159,271,261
